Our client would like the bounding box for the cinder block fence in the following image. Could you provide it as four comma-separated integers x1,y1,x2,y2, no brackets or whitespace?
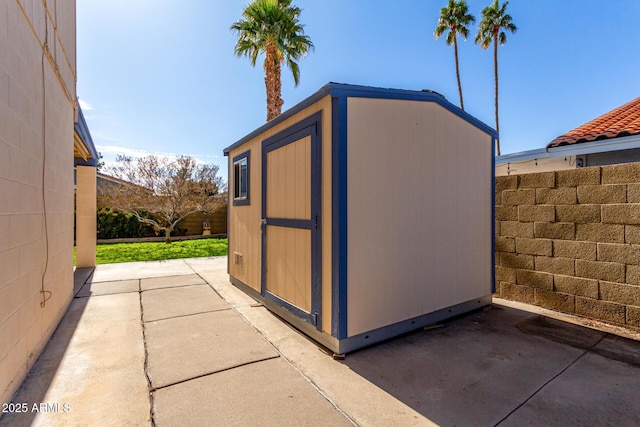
495,162,640,329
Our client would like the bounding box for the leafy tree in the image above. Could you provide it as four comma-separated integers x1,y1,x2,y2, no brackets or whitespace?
476,0,516,156
434,0,475,111
96,152,105,171
102,155,225,243
231,0,313,121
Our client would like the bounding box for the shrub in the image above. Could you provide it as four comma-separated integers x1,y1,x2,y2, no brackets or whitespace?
97,208,156,239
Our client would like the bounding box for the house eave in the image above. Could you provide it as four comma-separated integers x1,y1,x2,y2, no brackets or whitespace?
495,148,550,165
495,134,640,165
546,134,640,157
74,105,98,166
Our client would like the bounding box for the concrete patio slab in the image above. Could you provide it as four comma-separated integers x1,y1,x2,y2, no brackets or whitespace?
1,294,149,426
153,357,353,426
501,351,640,426
141,284,229,322
90,259,195,283
231,300,432,427
6,258,640,427
144,309,279,389
76,279,139,297
338,306,595,427
140,273,206,291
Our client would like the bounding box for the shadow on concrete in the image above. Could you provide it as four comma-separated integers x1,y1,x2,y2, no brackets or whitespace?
339,304,640,427
73,268,94,296
0,269,93,426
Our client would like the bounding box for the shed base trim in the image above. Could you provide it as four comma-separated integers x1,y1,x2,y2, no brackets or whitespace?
338,295,492,354
229,275,491,354
229,276,339,351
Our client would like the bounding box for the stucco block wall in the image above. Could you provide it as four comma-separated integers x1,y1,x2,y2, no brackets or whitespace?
75,166,96,267
0,1,76,406
495,163,640,329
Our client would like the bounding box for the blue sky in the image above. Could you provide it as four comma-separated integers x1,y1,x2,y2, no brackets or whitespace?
77,0,640,179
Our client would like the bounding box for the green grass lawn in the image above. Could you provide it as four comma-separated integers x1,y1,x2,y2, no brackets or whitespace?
81,238,228,265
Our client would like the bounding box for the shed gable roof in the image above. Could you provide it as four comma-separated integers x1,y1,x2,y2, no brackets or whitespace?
223,82,497,155
547,96,640,149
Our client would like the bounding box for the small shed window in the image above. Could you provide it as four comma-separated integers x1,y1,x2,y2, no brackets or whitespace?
233,151,250,206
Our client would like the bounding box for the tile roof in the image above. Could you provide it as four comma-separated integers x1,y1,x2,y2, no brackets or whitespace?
547,96,640,148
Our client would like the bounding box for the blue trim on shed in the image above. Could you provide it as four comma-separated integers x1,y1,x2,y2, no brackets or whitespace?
491,137,496,294
223,83,497,156
267,218,312,229
328,84,497,140
331,95,350,340
226,161,231,275
335,295,492,354
225,82,497,348
261,112,323,331
232,150,251,206
224,84,333,155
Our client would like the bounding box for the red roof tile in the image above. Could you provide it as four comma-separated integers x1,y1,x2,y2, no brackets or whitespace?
547,96,640,148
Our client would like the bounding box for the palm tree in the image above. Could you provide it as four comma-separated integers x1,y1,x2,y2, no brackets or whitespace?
475,0,517,155
434,0,475,111
231,0,313,121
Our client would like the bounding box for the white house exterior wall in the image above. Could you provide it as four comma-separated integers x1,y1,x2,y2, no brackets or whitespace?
0,0,76,406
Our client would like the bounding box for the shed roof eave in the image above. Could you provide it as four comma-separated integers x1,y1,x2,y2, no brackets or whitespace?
223,83,334,156
223,83,498,156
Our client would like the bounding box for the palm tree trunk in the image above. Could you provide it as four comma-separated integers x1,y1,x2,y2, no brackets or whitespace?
453,35,464,111
274,58,284,116
265,43,278,121
493,33,500,156
264,41,284,121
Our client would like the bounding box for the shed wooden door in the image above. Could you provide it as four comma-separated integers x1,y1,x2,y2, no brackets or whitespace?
261,114,322,329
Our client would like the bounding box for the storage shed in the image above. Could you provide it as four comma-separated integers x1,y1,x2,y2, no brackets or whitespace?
223,83,497,354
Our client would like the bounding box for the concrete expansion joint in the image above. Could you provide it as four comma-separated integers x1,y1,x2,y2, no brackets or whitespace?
146,283,206,292
279,354,357,426
186,264,227,300
138,281,156,427
231,306,357,425
149,356,281,393
141,308,233,324
74,290,139,299
493,333,608,426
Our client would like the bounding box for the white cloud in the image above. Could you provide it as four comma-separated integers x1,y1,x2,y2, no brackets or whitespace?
78,99,94,111
97,145,228,180
96,144,221,165
96,144,150,157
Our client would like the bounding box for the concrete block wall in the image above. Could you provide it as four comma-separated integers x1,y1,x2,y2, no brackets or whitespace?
495,163,640,329
180,206,228,235
0,1,76,406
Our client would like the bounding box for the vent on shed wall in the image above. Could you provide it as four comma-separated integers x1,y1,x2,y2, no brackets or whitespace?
233,252,243,266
